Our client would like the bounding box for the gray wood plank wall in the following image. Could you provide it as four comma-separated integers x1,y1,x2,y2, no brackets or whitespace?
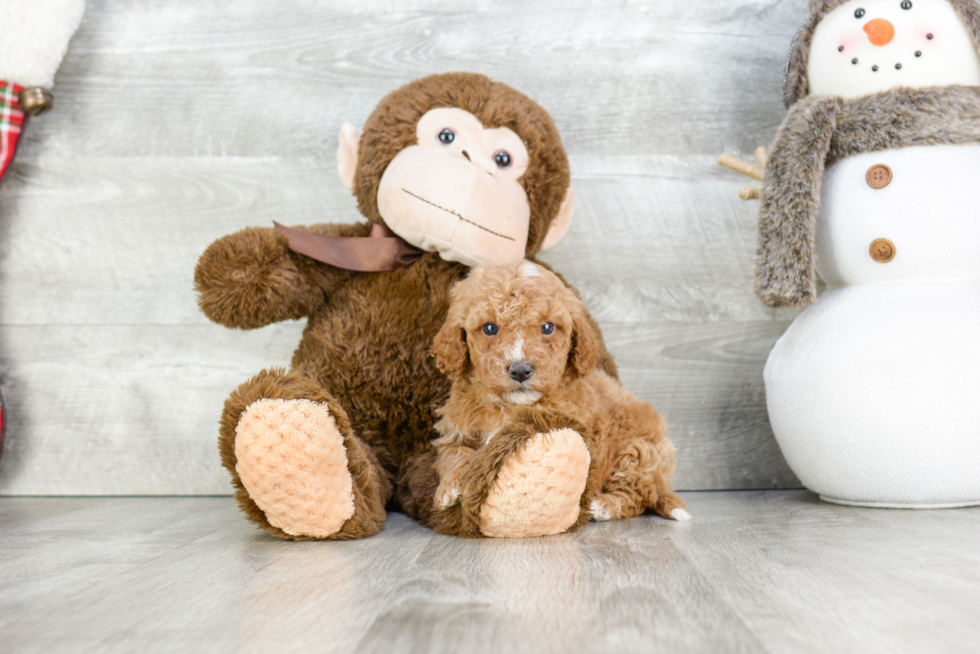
0,0,808,495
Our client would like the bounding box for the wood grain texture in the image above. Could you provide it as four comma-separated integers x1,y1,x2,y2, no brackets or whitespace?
0,0,809,494
3,493,979,653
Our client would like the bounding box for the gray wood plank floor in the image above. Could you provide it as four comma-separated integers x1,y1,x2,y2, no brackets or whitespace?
0,0,807,495
3,492,979,654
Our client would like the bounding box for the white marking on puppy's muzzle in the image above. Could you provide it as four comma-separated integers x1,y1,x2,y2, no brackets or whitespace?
506,334,524,362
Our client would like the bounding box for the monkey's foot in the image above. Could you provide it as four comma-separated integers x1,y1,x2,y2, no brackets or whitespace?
479,428,591,538
235,398,355,538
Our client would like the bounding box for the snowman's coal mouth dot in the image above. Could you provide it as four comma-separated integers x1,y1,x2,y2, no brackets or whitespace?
915,50,922,57
872,65,879,72
839,45,845,52
852,58,859,65
895,63,902,70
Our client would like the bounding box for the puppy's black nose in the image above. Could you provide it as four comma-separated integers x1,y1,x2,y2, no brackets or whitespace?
508,362,534,383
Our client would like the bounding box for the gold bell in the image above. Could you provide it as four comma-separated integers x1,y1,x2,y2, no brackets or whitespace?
18,87,54,117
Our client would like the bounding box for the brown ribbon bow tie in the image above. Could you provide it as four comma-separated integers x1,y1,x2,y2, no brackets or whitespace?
274,221,425,272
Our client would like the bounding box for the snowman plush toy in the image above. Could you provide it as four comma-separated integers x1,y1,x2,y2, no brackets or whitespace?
751,0,980,507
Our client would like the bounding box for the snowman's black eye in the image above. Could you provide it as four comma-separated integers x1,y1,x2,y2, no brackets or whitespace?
855,8,866,17
901,1,912,9
438,128,455,144
494,150,511,168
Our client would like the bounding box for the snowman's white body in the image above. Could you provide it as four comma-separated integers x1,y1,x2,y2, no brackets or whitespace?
765,144,980,506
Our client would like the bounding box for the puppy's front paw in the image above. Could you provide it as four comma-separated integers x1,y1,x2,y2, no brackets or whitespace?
434,482,462,509
589,494,619,522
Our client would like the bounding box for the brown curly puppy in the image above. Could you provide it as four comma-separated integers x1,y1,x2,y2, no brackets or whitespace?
432,261,691,525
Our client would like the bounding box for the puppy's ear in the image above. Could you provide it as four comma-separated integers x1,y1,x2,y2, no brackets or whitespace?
433,313,470,379
568,314,601,379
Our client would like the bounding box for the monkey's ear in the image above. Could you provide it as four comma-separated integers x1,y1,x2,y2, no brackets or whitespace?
540,187,574,251
337,122,363,191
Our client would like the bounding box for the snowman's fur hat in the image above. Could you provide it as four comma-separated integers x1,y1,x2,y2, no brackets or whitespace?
756,86,980,308
784,0,980,106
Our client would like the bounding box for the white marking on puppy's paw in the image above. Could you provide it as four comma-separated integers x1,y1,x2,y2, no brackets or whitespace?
436,485,462,509
589,498,612,522
670,508,692,522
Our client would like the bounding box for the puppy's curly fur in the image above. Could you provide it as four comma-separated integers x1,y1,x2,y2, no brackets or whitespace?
431,261,688,523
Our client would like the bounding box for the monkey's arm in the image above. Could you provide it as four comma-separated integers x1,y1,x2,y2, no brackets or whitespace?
194,222,370,329
755,96,842,309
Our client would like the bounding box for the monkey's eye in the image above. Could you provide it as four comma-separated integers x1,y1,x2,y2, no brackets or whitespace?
438,128,455,145
901,0,912,8
494,150,511,168
482,322,499,336
541,322,555,335
855,8,865,17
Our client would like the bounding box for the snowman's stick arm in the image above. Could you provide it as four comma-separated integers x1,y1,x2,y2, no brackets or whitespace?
717,153,764,181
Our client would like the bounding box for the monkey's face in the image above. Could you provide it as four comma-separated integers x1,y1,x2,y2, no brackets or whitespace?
376,108,532,268
807,0,980,99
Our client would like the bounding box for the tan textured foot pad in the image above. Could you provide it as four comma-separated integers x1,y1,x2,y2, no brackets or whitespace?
480,428,591,538
235,398,355,538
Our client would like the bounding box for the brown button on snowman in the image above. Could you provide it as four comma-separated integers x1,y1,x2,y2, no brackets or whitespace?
865,164,892,189
720,0,980,508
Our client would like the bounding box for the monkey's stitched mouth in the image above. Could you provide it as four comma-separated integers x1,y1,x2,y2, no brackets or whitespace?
401,189,516,242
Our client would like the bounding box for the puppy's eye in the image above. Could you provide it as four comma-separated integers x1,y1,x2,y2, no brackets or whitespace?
901,1,911,9
482,322,498,336
494,150,511,168
541,322,555,335
855,8,865,17
438,128,455,144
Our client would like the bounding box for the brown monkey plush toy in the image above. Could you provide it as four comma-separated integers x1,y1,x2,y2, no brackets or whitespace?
196,72,629,540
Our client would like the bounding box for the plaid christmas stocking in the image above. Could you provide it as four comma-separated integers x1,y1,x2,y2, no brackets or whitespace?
0,81,25,189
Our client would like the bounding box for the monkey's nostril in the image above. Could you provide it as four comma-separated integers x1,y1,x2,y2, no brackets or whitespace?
508,362,534,383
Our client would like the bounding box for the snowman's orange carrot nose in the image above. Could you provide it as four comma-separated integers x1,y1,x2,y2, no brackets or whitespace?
864,18,895,46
